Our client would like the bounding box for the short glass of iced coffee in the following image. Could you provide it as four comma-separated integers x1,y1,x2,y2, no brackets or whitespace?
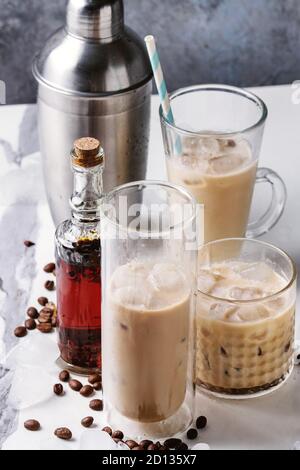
196,238,297,398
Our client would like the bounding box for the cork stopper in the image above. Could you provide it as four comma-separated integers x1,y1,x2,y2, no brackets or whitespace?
72,137,103,168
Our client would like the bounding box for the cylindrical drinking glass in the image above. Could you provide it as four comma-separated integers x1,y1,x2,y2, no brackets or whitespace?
160,84,286,243
196,238,297,399
101,181,198,439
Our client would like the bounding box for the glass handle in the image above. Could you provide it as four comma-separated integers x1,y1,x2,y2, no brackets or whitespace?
246,167,287,239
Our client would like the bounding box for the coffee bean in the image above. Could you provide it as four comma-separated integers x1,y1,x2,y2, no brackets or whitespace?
59,370,70,382
27,306,39,319
125,439,138,449
148,443,158,450
89,399,103,411
164,438,182,449
140,439,153,449
112,430,124,440
80,385,94,397
54,427,72,440
159,445,167,451
196,415,207,430
43,262,56,273
24,419,40,431
53,383,64,396
93,381,102,391
25,318,36,330
24,240,35,247
132,446,143,450
37,323,53,333
81,416,94,428
45,280,55,291
177,442,189,450
88,373,101,385
38,312,53,323
187,428,198,440
14,326,27,338
69,379,83,392
102,426,112,435
38,296,48,306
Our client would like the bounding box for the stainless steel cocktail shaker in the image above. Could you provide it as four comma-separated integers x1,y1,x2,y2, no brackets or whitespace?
33,0,152,224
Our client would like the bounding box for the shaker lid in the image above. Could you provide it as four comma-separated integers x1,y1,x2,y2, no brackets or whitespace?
33,0,152,95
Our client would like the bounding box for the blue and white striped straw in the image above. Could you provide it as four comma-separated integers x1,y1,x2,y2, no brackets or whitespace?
145,35,182,154
144,35,175,125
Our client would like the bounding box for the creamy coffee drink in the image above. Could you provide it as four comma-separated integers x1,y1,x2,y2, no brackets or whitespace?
196,261,295,394
166,137,257,242
103,261,191,422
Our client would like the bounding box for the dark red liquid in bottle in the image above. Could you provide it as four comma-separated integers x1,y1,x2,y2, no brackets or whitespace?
56,238,101,371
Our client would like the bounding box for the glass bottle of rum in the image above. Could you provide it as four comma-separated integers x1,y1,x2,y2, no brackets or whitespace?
55,137,103,374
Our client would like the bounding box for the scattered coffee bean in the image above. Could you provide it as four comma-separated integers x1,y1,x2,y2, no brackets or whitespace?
80,385,94,397
53,383,64,396
43,262,56,273
164,438,182,449
125,440,138,449
148,443,158,451
69,379,83,392
88,373,101,385
112,430,124,440
196,415,207,429
102,426,112,435
24,240,35,247
14,326,27,338
89,399,103,411
38,296,48,306
25,318,36,330
37,323,53,333
187,428,198,440
27,306,39,319
159,445,167,451
140,439,153,449
24,419,40,431
38,310,53,323
45,280,55,291
54,427,72,440
93,381,102,391
59,370,70,382
177,442,189,450
81,416,94,428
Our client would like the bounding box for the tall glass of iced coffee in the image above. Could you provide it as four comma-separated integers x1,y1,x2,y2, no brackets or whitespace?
196,238,297,398
101,181,198,438
160,84,286,243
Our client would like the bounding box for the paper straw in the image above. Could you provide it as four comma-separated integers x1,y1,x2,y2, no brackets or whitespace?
145,35,182,154
144,35,175,124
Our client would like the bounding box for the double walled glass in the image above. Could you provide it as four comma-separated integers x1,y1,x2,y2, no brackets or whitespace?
101,181,198,438
160,84,286,243
196,238,297,398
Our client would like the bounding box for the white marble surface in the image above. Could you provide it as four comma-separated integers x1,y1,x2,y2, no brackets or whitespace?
0,87,300,450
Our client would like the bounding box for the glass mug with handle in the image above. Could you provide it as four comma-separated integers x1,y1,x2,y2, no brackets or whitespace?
160,84,286,243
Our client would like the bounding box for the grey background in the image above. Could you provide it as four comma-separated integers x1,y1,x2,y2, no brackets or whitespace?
1,0,300,104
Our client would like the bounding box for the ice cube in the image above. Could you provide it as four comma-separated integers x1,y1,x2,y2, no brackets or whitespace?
198,269,217,294
229,286,264,301
237,262,275,283
5,334,59,372
149,263,186,293
191,443,210,450
209,154,244,174
196,137,220,159
236,305,271,322
8,365,54,410
114,286,153,309
111,262,147,290
209,303,239,321
80,430,117,450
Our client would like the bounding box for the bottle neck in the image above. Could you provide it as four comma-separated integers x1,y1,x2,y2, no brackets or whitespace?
70,163,104,223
